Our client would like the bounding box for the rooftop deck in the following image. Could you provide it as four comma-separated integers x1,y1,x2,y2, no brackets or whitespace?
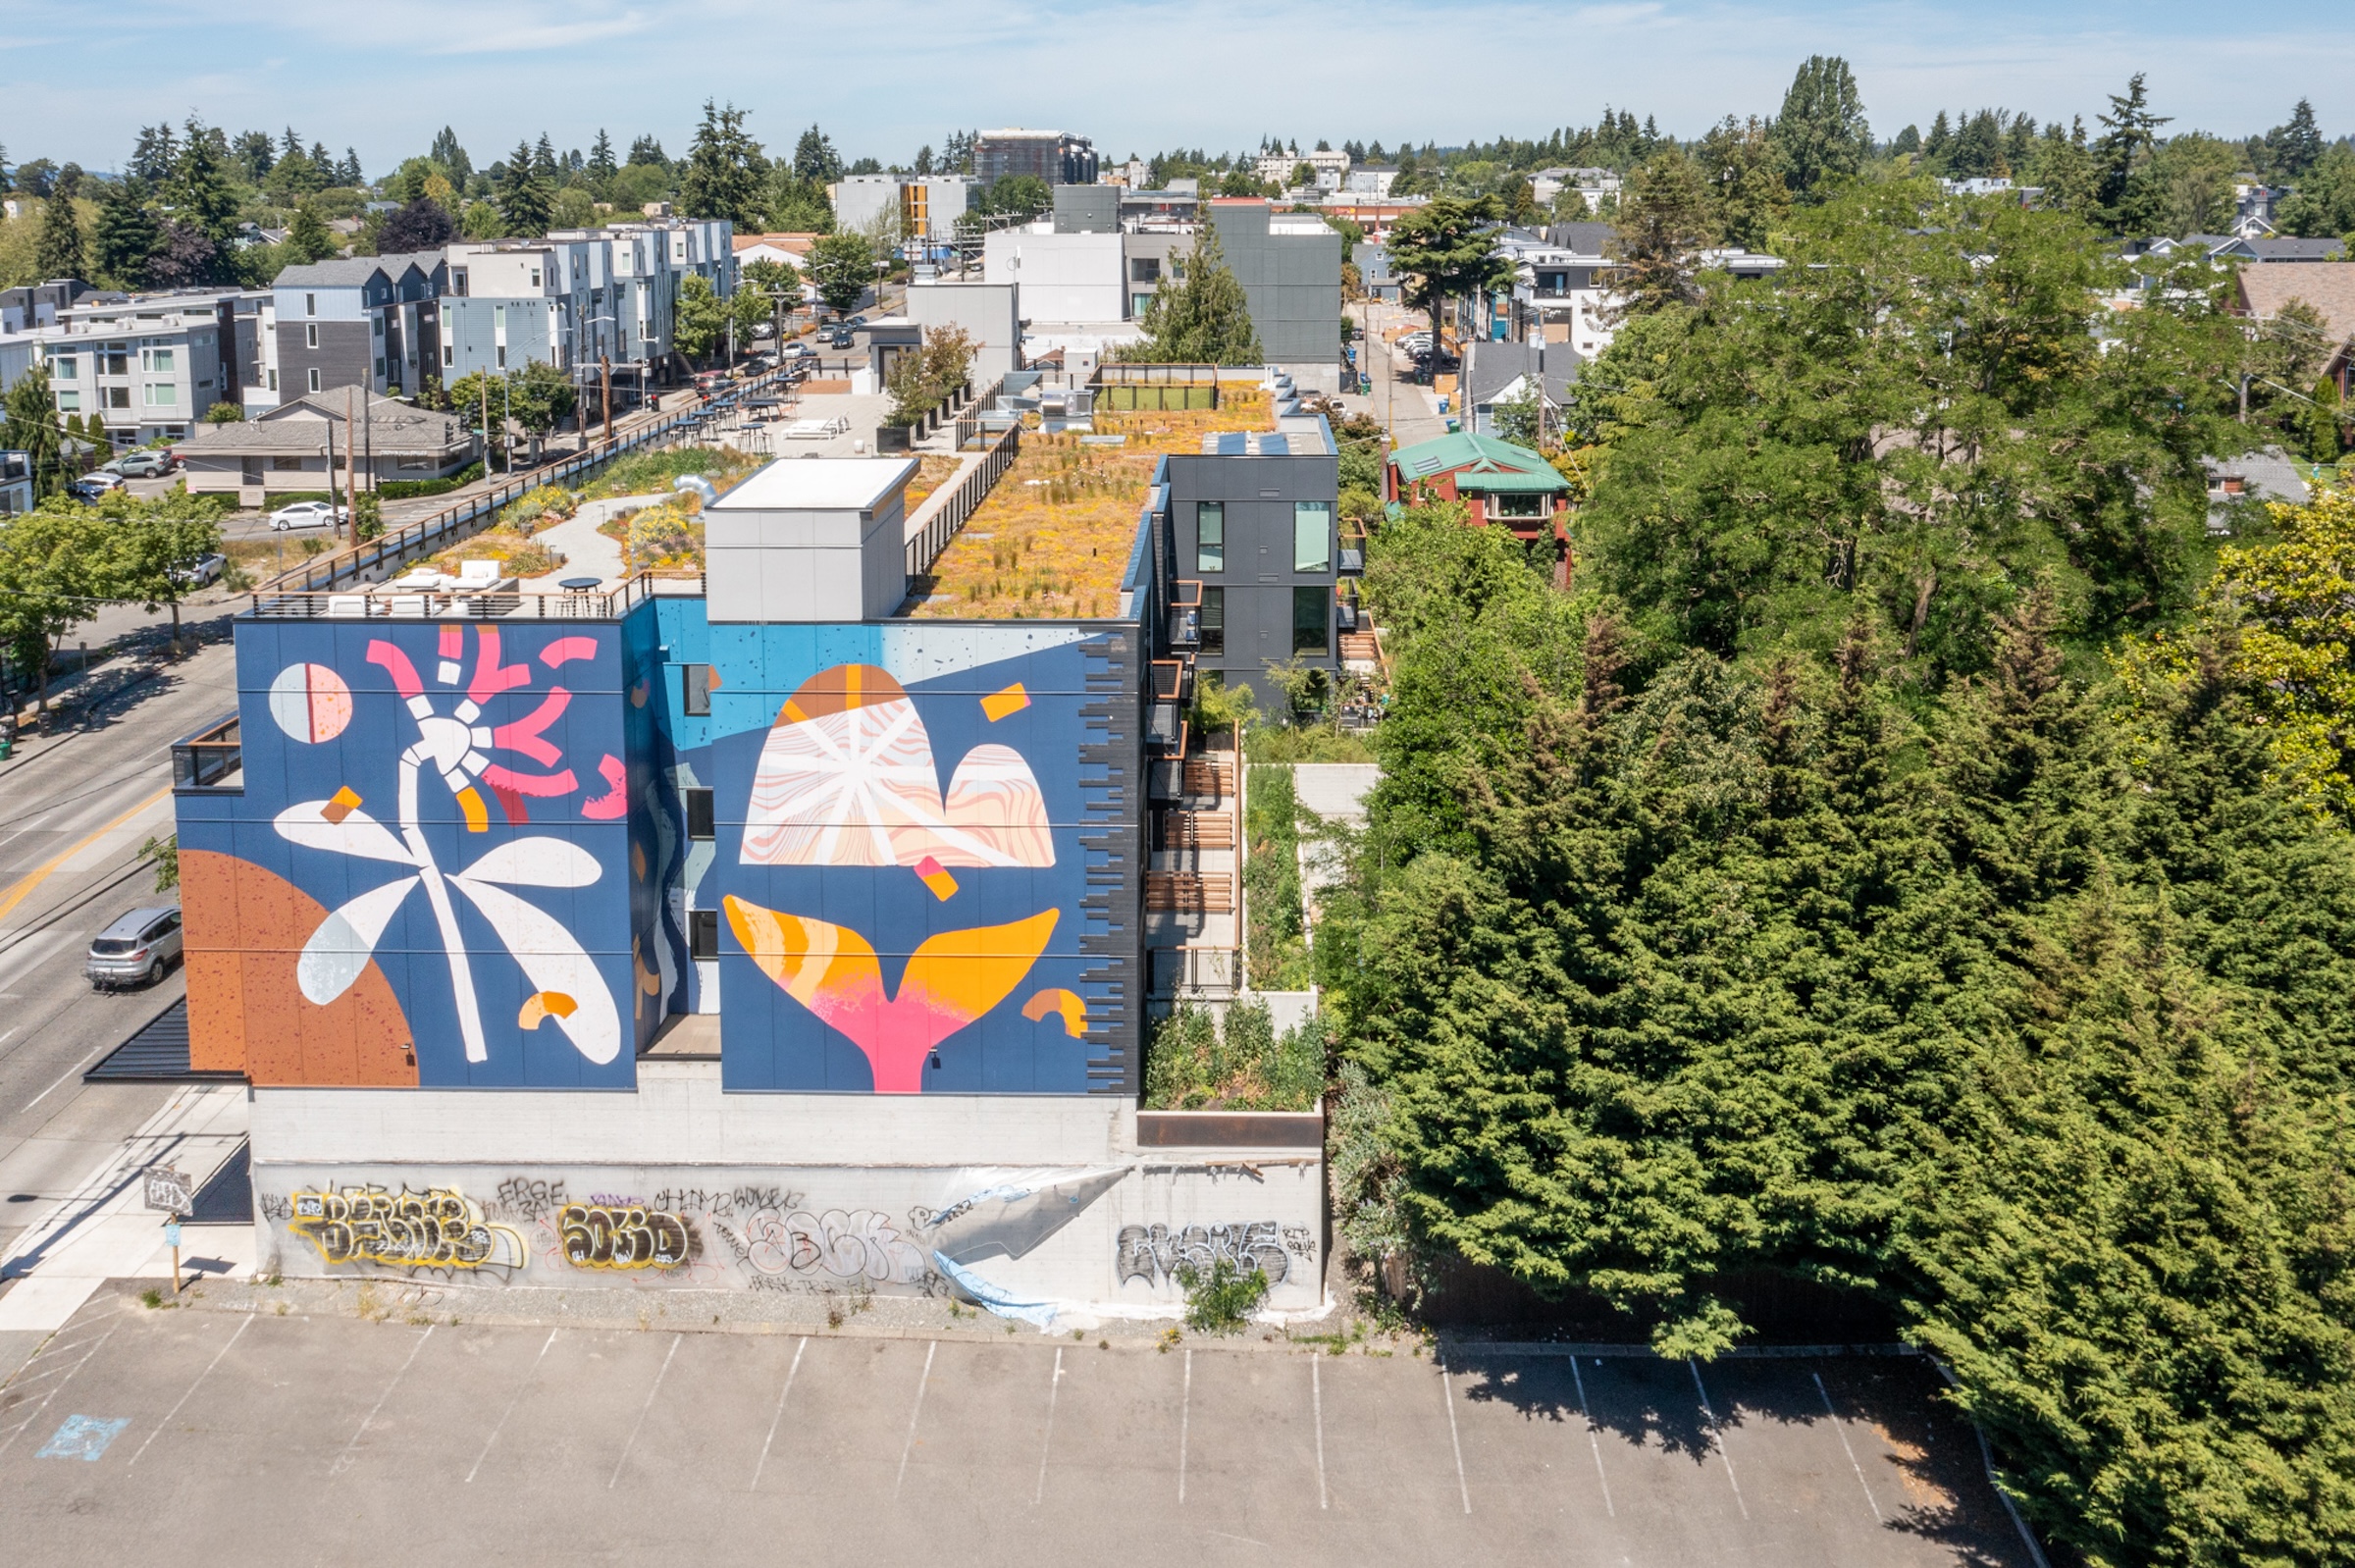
908,395,1271,620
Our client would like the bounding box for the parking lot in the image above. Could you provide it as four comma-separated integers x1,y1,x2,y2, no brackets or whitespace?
0,1285,2033,1567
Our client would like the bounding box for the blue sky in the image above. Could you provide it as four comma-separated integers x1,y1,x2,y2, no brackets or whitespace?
1,0,2351,175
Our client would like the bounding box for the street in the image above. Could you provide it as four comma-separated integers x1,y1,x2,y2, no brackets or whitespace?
0,1286,2033,1568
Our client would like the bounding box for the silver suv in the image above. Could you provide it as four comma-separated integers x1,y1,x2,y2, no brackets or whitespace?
86,906,183,989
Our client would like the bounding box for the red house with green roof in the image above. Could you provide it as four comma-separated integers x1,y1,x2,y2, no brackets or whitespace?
1385,432,1571,542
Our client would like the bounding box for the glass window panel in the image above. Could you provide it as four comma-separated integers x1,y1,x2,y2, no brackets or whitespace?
1200,586,1225,654
1292,587,1329,653
1195,501,1223,573
1293,501,1331,573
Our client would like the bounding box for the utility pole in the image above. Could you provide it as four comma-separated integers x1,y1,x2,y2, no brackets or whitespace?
480,371,493,476
602,353,613,442
326,393,343,539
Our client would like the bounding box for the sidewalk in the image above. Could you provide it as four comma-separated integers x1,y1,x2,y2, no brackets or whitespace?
0,1084,251,1339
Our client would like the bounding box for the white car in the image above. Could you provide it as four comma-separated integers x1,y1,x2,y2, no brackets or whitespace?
269,500,348,531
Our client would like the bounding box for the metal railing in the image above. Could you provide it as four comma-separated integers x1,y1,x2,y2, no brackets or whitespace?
171,713,242,790
905,423,1021,581
952,376,1007,451
247,571,701,621
257,365,803,598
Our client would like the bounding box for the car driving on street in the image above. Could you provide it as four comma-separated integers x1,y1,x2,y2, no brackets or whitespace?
269,499,347,531
85,906,183,989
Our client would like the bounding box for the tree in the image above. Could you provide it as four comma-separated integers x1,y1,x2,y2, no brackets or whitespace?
1772,54,1870,201
1698,116,1789,251
980,174,1051,222
501,361,577,462
171,115,238,246
232,129,275,181
678,100,769,231
807,231,873,315
2269,97,2325,180
1607,146,1717,314
205,401,243,423
1121,223,1262,364
672,273,728,362
1386,194,1512,349
728,279,773,355
2275,144,2355,239
766,171,835,233
497,140,550,237
33,193,85,282
130,124,179,184
282,203,336,265
587,130,617,187
459,201,506,241
376,196,451,254
793,125,843,183
104,490,226,657
0,505,110,714
1,364,65,499
743,256,800,298
429,128,472,185
531,135,558,183
2094,72,2170,235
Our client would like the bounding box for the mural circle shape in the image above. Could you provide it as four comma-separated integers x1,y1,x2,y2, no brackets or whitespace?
269,662,353,743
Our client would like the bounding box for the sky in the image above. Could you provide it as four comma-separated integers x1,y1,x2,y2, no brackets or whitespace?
1,0,2352,176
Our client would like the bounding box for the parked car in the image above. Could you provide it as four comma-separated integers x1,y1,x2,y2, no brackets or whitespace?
86,906,183,989
845,315,868,330
826,328,855,349
781,341,817,360
693,371,726,394
114,448,179,478
69,472,125,501
170,551,228,588
269,499,346,531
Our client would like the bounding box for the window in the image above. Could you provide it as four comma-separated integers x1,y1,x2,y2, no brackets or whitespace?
105,387,131,409
1489,491,1546,520
54,391,79,411
443,344,453,367
307,368,321,392
1129,257,1161,283
685,786,715,840
372,315,384,337
1292,500,1332,573
103,353,129,375
303,323,319,350
1199,586,1226,654
1132,293,1154,317
272,456,304,471
141,347,175,372
143,383,176,406
304,293,317,317
1194,502,1224,573
267,369,279,392
690,908,719,961
530,268,542,288
682,664,714,716
374,357,386,379
1292,587,1329,653
47,356,76,379
452,268,469,296
496,345,506,369
396,455,434,471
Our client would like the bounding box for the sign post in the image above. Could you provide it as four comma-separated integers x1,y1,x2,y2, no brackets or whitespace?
145,1168,193,1295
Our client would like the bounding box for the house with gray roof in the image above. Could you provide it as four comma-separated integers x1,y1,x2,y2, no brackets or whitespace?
177,389,478,504
1460,340,1581,441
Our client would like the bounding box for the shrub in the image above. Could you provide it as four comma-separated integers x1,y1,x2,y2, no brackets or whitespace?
1142,1001,1321,1110
625,502,700,569
1178,1258,1271,1333
204,401,244,424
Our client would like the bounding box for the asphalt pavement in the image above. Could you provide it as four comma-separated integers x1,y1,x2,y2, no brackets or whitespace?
0,1286,2035,1568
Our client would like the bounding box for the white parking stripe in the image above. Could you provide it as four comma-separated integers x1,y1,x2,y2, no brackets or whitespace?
130,1311,252,1467
1178,1348,1192,1502
1033,1346,1064,1504
329,1325,431,1476
608,1333,680,1490
0,1321,118,1458
894,1340,936,1499
1814,1371,1883,1522
467,1327,557,1484
1567,1357,1615,1517
749,1336,808,1493
1311,1355,1329,1510
1439,1367,1471,1514
1688,1360,1749,1519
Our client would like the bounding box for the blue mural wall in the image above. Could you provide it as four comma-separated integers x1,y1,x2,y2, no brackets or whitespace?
702,620,1133,1094
178,617,643,1089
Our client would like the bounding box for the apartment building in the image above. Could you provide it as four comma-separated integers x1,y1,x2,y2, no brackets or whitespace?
1252,148,1351,190
975,129,1099,187
18,287,269,446
1206,201,1344,366
272,251,448,401
442,217,734,388
835,175,976,245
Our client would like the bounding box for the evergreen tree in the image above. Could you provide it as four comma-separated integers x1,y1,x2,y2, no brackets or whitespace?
1890,124,1920,159
1922,109,1953,170
93,178,159,288
627,134,667,168
793,124,843,183
497,139,550,236
587,129,617,184
232,129,275,181
2269,97,2325,179
33,189,85,282
429,127,472,185
339,147,362,186
678,100,768,231
532,134,558,182
2094,72,2171,235
171,115,238,245
1121,222,1263,364
1386,192,1513,344
283,204,336,265
1772,53,1871,201
131,124,180,183
1607,146,1717,313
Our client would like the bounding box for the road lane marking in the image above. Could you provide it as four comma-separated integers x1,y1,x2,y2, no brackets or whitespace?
1814,1370,1884,1523
331,1325,432,1475
468,1327,557,1483
1178,1347,1192,1502
1439,1366,1471,1514
130,1311,253,1467
21,1040,118,1114
1689,1360,1749,1519
609,1333,681,1490
749,1335,807,1492
1568,1357,1615,1517
0,788,172,927
1034,1346,1064,1504
894,1340,936,1498
1311,1355,1329,1510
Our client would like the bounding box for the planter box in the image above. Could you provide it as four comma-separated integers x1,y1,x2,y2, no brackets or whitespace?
874,424,915,453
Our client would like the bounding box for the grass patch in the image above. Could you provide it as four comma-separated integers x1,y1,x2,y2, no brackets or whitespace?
580,444,759,502
1143,999,1322,1111
425,527,557,579
1247,723,1377,763
902,453,964,513
1246,764,1313,989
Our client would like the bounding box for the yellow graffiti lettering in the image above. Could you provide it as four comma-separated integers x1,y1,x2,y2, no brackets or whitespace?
288,1185,526,1273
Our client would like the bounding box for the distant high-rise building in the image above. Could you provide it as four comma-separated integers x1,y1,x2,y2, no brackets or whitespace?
974,129,1098,187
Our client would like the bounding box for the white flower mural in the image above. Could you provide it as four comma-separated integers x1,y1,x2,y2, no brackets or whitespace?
271,627,621,1069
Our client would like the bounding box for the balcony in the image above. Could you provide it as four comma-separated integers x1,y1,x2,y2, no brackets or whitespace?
172,713,242,792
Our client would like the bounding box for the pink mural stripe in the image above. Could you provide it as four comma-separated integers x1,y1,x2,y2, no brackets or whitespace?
540,636,600,670
438,624,463,660
580,755,629,820
366,640,424,700
493,689,571,765
489,784,531,825
482,763,578,797
467,626,532,705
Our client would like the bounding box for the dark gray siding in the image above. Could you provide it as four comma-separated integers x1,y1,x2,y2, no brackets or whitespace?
1164,449,1340,711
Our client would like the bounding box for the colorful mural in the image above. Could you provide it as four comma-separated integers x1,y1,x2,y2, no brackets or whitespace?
178,619,643,1088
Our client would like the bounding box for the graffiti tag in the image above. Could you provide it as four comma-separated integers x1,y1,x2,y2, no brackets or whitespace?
738,1208,925,1283
559,1204,698,1270
1115,1223,1316,1289
289,1186,526,1273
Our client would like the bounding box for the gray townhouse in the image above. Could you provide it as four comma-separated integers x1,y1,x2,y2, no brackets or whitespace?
271,251,449,401
21,287,269,446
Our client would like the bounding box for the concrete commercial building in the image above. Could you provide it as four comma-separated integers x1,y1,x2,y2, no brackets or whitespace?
983,229,1126,324
163,412,1323,1321
1205,201,1343,367
13,287,270,445
905,279,1021,382
835,175,976,245
975,129,1098,187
